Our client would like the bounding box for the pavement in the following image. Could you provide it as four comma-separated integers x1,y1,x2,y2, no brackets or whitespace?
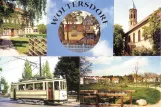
0,98,80,107
0,37,21,56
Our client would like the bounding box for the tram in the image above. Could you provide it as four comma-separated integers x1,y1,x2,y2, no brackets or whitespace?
10,78,67,104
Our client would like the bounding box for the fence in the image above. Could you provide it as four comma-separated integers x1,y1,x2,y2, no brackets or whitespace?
64,44,94,52
80,90,135,107
28,38,47,56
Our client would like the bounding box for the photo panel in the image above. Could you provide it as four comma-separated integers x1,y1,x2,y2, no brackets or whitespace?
0,1,47,56
47,0,114,56
114,0,161,56
80,56,161,106
0,56,80,106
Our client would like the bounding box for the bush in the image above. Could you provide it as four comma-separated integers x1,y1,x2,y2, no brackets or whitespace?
132,47,153,56
26,34,46,38
132,88,161,104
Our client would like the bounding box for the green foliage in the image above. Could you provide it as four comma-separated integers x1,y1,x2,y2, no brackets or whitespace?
0,67,2,71
26,34,46,38
17,0,47,25
1,77,9,94
80,84,161,104
37,24,46,34
132,88,160,104
54,57,80,100
22,59,32,80
42,61,52,79
10,37,29,54
132,47,153,56
142,8,161,55
114,24,125,56
1,23,21,29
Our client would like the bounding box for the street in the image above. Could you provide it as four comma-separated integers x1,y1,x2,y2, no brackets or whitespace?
0,98,80,107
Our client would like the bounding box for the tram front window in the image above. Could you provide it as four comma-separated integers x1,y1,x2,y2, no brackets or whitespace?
54,81,59,90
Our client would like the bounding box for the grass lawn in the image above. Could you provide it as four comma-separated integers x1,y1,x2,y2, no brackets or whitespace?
80,84,161,104
10,37,29,54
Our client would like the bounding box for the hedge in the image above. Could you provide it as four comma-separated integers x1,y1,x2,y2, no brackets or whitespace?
26,34,46,38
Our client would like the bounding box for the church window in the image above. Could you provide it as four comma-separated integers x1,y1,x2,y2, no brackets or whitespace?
134,14,135,18
128,36,131,42
133,33,135,43
138,30,141,41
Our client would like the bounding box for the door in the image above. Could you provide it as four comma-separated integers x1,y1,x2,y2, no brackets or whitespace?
54,81,60,100
48,82,53,100
11,29,14,36
13,88,16,100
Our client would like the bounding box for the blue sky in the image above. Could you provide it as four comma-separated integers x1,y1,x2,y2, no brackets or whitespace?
86,56,161,76
114,0,161,32
0,57,59,85
47,0,114,56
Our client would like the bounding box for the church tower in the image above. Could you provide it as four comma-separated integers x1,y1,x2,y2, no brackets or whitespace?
129,0,137,29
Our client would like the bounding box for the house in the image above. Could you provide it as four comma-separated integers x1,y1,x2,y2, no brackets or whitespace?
0,2,39,37
112,77,119,83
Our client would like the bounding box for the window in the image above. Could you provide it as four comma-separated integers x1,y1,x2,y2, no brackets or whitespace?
134,14,135,18
60,81,63,90
133,33,135,43
138,30,141,41
11,85,16,91
128,36,131,42
54,81,59,90
26,84,33,90
34,83,43,90
19,84,25,91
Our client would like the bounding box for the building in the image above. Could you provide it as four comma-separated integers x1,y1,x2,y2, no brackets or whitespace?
80,76,119,84
124,0,160,54
0,2,39,37
62,15,96,45
112,77,120,83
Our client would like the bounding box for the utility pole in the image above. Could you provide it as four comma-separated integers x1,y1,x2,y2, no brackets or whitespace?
39,56,42,77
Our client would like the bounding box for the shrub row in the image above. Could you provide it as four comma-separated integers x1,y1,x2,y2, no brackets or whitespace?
19,34,46,38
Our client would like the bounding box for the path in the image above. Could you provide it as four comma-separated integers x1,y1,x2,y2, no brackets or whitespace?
0,37,20,56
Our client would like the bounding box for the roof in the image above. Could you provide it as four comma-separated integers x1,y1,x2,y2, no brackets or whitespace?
126,8,160,34
126,13,150,34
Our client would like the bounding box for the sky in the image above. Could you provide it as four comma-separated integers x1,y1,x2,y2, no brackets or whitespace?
0,57,59,85
114,0,161,32
47,0,114,56
86,56,161,76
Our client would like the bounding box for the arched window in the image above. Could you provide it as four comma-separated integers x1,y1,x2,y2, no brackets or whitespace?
133,33,135,43
134,14,135,18
128,36,131,42
138,30,141,42
131,14,132,18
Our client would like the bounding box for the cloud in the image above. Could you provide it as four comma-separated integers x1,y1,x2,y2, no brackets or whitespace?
89,57,149,76
47,0,57,24
86,56,122,65
90,40,113,56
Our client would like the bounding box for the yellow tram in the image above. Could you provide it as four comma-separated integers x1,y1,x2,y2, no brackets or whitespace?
10,78,67,104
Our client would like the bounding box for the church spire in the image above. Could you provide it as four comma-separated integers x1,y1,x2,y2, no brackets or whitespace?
129,0,137,29
131,0,136,9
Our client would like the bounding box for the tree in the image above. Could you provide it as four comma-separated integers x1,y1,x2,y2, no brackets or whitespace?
42,61,52,79
37,24,46,34
54,57,80,101
114,24,125,56
0,67,2,71
1,77,9,94
0,0,46,25
133,62,139,87
80,57,92,77
22,59,32,80
142,8,161,55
